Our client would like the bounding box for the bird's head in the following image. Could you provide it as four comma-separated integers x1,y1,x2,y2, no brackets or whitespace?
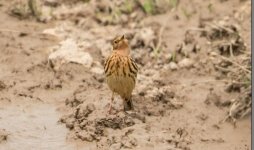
111,35,129,51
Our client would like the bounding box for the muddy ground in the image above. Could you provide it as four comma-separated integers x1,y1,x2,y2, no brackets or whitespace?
0,0,251,150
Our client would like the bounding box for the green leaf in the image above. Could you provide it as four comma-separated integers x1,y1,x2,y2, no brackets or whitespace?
143,0,154,14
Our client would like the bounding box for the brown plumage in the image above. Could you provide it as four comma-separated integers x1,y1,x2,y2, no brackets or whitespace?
104,35,138,112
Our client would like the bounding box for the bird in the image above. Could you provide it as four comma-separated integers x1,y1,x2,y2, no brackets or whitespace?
104,35,138,113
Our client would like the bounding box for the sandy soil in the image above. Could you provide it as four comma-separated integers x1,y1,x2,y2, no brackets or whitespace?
0,0,251,150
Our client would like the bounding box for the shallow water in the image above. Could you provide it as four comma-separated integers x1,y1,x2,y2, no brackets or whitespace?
0,102,75,150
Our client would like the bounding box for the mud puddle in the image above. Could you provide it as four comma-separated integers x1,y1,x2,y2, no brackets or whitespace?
0,102,75,150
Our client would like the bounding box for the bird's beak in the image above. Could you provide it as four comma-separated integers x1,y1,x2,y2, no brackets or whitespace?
120,35,125,40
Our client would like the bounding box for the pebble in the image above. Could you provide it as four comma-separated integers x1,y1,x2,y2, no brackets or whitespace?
77,131,94,142
110,143,122,150
91,67,104,75
178,58,193,68
169,62,178,70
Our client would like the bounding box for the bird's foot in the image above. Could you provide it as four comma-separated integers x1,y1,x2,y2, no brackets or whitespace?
123,99,133,111
106,103,117,115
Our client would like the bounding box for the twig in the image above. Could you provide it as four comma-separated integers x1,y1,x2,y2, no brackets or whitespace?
214,65,231,73
205,22,235,34
211,41,231,49
229,43,234,58
186,27,207,32
0,28,41,35
219,55,251,73
0,28,59,41
0,28,28,33
239,49,251,55
190,79,249,86
153,18,167,57
154,25,165,52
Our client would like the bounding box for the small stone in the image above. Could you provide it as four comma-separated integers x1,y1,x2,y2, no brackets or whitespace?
170,98,183,109
162,64,170,70
196,113,208,121
130,137,138,146
77,131,94,142
129,112,146,123
169,62,178,70
65,118,75,129
209,51,218,56
110,143,122,150
177,142,190,150
212,124,220,129
164,53,172,60
121,137,133,148
77,103,95,118
139,91,145,96
87,103,96,112
79,120,88,129
91,67,104,75
178,58,193,68
193,44,201,52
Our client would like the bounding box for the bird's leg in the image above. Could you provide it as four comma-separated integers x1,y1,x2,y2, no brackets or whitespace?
108,92,114,114
123,98,133,111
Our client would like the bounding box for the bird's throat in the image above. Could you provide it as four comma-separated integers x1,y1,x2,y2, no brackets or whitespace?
115,48,130,56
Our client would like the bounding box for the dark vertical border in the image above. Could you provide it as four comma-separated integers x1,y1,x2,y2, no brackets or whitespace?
252,0,253,149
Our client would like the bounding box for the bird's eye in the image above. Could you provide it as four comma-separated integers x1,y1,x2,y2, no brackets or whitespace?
114,41,117,44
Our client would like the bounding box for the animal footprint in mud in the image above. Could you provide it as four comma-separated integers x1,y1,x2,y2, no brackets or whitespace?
104,35,138,113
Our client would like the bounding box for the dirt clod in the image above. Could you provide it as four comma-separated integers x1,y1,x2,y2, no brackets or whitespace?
0,81,6,91
0,129,9,143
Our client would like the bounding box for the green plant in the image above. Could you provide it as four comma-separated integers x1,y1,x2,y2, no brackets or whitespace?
112,8,121,22
172,51,177,62
153,48,163,59
169,0,178,8
142,0,155,14
208,3,213,13
181,7,192,19
81,0,90,2
124,0,134,13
